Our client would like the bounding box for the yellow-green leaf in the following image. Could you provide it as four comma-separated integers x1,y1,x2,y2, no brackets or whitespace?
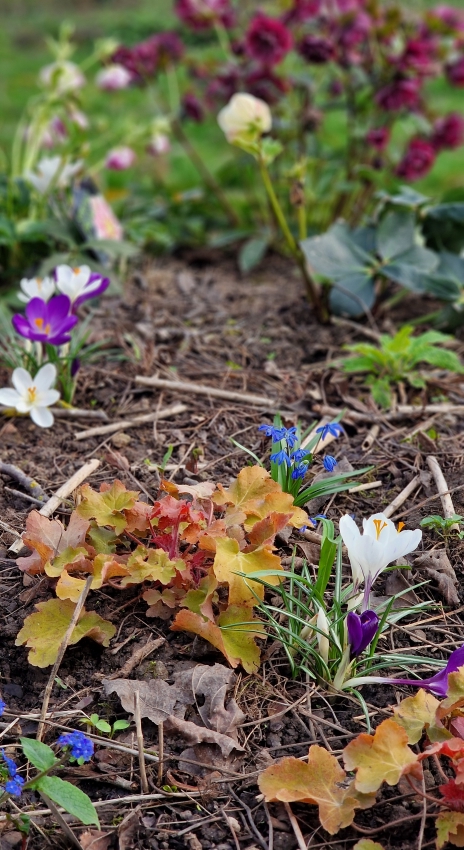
353,841,386,850
171,604,264,673
438,666,464,718
436,810,464,849
120,546,178,586
45,546,90,578
15,598,116,667
213,537,282,606
76,480,139,533
392,689,445,744
343,719,420,793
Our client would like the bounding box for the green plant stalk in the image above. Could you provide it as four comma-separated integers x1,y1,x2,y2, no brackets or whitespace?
258,159,328,322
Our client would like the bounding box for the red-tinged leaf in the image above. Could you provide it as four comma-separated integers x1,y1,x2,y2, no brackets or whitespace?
44,546,91,578
247,512,292,548
258,747,375,835
15,598,115,667
422,738,464,763
436,810,464,848
18,511,89,574
451,718,464,740
171,605,265,673
197,519,232,552
77,480,139,533
213,537,283,606
143,587,184,619
181,574,218,621
343,719,421,794
124,501,153,533
440,780,464,813
213,466,307,530
55,554,130,601
161,479,216,501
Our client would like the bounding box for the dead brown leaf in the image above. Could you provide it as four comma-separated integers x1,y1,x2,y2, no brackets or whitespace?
118,806,141,850
79,830,112,850
414,550,459,606
171,664,245,736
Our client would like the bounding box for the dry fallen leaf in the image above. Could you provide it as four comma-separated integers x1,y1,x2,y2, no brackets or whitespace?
414,550,459,606
79,830,111,850
118,806,141,850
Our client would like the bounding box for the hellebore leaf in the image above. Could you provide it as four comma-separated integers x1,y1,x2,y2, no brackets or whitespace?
18,511,90,574
171,605,264,673
77,480,139,533
343,719,421,793
213,536,283,606
392,689,446,744
120,546,178,586
258,747,375,835
436,810,464,849
15,598,116,667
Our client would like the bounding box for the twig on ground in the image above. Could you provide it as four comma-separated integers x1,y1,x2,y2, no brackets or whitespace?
158,722,164,787
0,461,48,502
105,637,165,678
134,689,149,794
362,424,380,451
427,455,459,531
39,792,84,850
222,812,241,850
4,486,44,506
37,575,93,741
9,457,101,554
283,803,307,850
228,787,268,850
314,403,464,423
0,519,21,538
348,480,382,494
383,475,422,519
135,375,277,407
52,407,109,420
74,403,187,441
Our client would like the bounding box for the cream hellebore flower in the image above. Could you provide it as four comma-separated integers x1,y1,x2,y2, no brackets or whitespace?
39,60,86,95
18,276,55,303
217,93,272,143
339,512,422,601
0,364,60,428
24,156,82,194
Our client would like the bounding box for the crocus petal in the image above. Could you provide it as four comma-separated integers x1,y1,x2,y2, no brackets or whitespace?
15,399,33,413
0,389,21,406
30,407,54,428
11,368,33,395
12,314,34,340
37,390,60,407
73,276,110,308
33,363,57,392
47,294,73,324
25,297,48,325
347,611,363,655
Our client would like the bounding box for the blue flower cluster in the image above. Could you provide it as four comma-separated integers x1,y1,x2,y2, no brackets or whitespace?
259,421,341,480
57,731,94,762
0,700,6,718
1,749,24,798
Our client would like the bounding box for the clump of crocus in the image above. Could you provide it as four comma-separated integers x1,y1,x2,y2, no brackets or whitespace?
12,295,78,345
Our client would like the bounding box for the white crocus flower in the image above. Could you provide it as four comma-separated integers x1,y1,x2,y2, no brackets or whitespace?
217,93,272,143
339,512,422,599
0,364,60,428
18,276,55,303
24,156,82,194
315,607,330,666
55,264,98,303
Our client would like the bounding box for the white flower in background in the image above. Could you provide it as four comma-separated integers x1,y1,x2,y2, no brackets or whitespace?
217,93,272,143
18,276,55,303
96,64,133,90
24,156,82,194
147,133,171,156
39,60,85,94
339,512,422,593
0,364,60,428
68,107,89,130
55,264,102,303
105,146,136,170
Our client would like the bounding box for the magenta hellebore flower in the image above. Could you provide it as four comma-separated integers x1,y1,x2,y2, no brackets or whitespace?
12,295,78,345
431,113,464,151
366,126,390,151
347,610,379,658
245,14,293,66
298,35,334,64
446,57,464,87
376,77,422,112
175,0,234,30
282,0,321,25
396,137,436,181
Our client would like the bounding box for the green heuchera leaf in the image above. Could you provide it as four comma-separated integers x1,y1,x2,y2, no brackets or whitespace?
20,738,57,771
34,775,99,826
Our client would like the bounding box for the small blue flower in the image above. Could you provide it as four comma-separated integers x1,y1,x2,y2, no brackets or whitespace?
1,751,17,778
284,427,298,449
0,701,6,718
298,525,307,533
258,424,287,442
57,731,94,762
308,514,327,527
323,455,338,472
4,776,24,797
291,464,307,480
291,449,309,463
270,450,291,466
316,422,342,441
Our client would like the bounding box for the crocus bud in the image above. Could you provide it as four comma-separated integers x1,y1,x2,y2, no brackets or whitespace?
347,610,379,658
316,607,330,665
96,64,133,90
105,146,136,170
217,93,272,143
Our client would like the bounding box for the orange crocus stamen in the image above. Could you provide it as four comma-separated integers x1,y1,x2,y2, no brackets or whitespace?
397,522,405,533
373,519,388,539
34,318,44,328
73,267,81,274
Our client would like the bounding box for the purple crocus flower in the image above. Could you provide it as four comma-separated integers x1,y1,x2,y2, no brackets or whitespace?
12,295,78,345
386,644,464,698
347,610,379,658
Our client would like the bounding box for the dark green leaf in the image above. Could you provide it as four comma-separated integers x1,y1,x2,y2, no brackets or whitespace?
35,776,99,826
20,738,57,772
329,275,376,317
377,209,416,260
300,222,372,281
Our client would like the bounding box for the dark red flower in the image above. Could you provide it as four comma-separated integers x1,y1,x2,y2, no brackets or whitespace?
427,6,464,34
396,137,436,181
111,46,140,78
175,0,234,30
245,68,289,104
431,113,464,150
446,56,464,87
397,38,438,76
366,126,390,150
375,77,422,111
337,12,371,51
153,32,184,68
207,65,241,103
245,14,293,66
181,92,204,122
298,34,334,64
112,33,183,80
282,0,321,25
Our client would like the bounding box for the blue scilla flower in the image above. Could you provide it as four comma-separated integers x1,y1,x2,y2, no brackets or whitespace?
270,450,291,466
284,427,298,449
1,751,17,778
5,776,24,798
0,700,6,718
258,424,287,441
316,422,342,441
308,514,328,527
323,455,338,472
291,464,308,480
291,448,309,463
57,731,94,762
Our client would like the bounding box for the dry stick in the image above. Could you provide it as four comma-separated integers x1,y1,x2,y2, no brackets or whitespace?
9,458,101,554
314,402,464,423
51,407,109,421
135,376,277,408
158,721,164,787
134,690,149,795
74,402,187,441
0,518,21,538
4,486,44,506
0,461,48,502
37,575,93,742
383,475,421,519
427,455,460,532
283,803,307,850
348,480,382,494
362,423,380,452
39,792,84,850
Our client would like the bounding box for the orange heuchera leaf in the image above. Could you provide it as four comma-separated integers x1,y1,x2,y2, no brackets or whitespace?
243,491,307,531
258,747,375,835
124,500,153,533
213,537,282,606
77,480,139,533
181,574,219,621
392,689,445,744
343,719,421,794
438,668,464,719
436,810,464,849
422,738,464,764
197,519,228,553
15,598,116,667
171,605,264,674
55,554,130,601
213,465,307,529
18,511,89,574
247,512,292,548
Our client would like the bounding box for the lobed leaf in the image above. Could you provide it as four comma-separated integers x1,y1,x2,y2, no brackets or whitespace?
76,480,139,533
213,537,283,606
343,718,421,793
436,810,464,849
392,689,446,744
171,605,264,673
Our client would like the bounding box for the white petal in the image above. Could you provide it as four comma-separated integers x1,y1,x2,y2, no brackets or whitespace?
12,368,33,395
30,406,54,428
37,389,60,407
34,363,57,392
16,399,32,413
0,388,21,406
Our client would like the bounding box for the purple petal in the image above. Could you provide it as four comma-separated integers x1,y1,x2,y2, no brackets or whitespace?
47,294,72,324
12,314,34,340
25,297,48,324
347,612,363,656
73,276,110,309
358,610,379,653
385,643,464,698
